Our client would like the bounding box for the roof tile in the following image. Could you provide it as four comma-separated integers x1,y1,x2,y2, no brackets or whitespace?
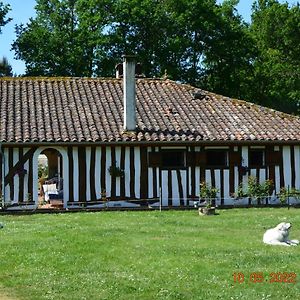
1,77,300,143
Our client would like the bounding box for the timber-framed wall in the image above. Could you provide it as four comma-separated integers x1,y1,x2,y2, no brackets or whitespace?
1,143,299,209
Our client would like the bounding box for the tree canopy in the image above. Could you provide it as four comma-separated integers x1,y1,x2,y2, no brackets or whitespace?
250,0,300,113
0,2,12,76
10,0,300,114
0,56,12,76
0,1,11,33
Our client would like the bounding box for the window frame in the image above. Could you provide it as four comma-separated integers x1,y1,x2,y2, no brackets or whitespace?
206,149,229,168
160,150,186,169
249,149,265,168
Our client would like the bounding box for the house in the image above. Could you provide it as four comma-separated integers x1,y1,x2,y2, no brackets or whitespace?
1,55,300,210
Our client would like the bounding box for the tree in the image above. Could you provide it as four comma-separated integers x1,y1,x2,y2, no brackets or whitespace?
201,0,257,100
0,56,12,76
249,0,300,113
13,0,253,84
102,0,253,87
101,0,183,78
0,2,12,76
12,0,112,76
0,1,11,33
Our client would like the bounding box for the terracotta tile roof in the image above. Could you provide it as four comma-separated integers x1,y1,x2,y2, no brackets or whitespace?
1,77,300,144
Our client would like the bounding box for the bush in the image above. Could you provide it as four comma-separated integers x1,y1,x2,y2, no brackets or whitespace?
235,176,273,205
199,182,219,207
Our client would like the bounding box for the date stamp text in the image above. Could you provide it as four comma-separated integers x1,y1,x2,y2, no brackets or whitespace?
233,272,297,284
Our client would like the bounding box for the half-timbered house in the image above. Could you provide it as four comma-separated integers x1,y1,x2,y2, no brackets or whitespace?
1,56,300,210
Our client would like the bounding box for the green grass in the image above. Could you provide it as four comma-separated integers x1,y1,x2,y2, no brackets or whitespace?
0,208,299,300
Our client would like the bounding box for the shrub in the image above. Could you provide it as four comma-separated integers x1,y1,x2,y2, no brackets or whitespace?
234,176,273,205
199,182,219,207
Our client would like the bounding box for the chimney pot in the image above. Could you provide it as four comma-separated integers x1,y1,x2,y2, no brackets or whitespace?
115,63,123,78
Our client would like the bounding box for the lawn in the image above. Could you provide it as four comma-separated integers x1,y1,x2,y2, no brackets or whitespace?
0,208,299,300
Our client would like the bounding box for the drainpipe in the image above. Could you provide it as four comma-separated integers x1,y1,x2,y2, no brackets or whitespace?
123,55,136,132
0,143,5,208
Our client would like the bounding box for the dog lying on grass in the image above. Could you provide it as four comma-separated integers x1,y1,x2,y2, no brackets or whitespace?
263,222,299,246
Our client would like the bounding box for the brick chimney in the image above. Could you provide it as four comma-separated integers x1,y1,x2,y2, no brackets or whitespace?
123,55,136,131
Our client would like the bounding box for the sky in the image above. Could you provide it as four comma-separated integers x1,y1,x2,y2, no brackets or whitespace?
0,0,297,75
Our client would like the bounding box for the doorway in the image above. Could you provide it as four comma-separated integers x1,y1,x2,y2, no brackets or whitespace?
38,149,63,208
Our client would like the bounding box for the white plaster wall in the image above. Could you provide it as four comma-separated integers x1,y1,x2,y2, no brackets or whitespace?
295,146,300,189
115,147,121,197
125,147,131,197
73,147,79,202
283,146,292,188
105,147,111,197
171,170,180,206
95,147,102,199
85,147,91,202
161,171,168,206
148,167,153,198
134,147,140,198
13,148,19,203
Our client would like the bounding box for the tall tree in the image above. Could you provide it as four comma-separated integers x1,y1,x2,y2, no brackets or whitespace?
101,0,181,78
0,1,11,33
0,56,12,76
12,0,112,76
201,0,257,100
13,0,253,84
250,0,300,113
0,2,12,75
101,0,253,87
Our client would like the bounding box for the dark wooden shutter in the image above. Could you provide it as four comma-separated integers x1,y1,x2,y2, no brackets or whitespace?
195,152,207,165
265,149,281,165
229,152,242,166
186,152,207,166
148,152,162,167
186,152,195,165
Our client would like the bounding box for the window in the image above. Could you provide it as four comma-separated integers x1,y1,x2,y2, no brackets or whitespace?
249,149,265,167
161,151,185,168
206,150,228,167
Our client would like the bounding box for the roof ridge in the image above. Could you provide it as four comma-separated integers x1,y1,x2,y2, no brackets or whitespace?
0,76,121,81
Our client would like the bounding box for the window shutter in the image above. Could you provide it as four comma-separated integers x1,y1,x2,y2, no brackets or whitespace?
196,152,207,166
266,150,281,165
186,152,206,166
148,152,162,167
229,152,242,166
195,152,207,166
186,152,194,165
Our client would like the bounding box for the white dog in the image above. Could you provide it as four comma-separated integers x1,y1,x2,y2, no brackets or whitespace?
263,222,299,246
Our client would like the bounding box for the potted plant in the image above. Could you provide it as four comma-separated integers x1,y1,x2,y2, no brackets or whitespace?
198,182,219,215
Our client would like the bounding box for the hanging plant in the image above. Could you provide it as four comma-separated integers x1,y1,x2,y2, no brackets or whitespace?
14,168,27,176
108,165,124,178
239,166,250,176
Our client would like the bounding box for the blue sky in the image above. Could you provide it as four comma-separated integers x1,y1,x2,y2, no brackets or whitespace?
0,0,297,75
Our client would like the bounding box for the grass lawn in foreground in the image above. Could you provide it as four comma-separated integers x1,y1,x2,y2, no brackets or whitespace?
0,208,299,300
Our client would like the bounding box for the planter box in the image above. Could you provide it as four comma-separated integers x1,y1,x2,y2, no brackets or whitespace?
199,207,216,216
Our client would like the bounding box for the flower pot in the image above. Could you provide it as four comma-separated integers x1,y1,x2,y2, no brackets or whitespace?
199,207,216,216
